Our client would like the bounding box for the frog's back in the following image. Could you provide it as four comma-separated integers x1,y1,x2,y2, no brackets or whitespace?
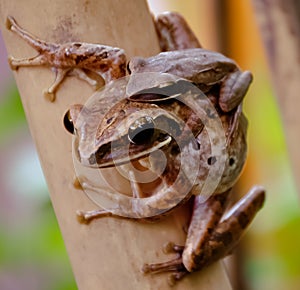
129,48,237,85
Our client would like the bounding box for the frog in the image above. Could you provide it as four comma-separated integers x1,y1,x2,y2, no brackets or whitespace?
68,74,265,284
5,15,126,102
7,11,265,285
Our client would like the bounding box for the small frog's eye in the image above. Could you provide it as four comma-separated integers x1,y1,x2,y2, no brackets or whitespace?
128,116,155,144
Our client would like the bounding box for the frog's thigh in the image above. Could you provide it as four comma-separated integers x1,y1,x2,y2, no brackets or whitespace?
183,186,265,272
182,191,230,272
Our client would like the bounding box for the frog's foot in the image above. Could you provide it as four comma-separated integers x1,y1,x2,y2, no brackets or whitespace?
76,209,113,224
8,54,49,71
43,68,70,102
142,255,188,286
142,242,189,285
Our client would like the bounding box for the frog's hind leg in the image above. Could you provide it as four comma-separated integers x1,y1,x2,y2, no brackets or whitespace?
142,190,230,284
6,16,57,54
154,12,201,51
182,186,265,272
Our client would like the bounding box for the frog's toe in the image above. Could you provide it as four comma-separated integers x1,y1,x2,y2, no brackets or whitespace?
163,242,184,254
168,271,188,286
44,90,56,102
142,256,185,274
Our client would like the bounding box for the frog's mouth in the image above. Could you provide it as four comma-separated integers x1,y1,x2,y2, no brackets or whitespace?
88,132,172,168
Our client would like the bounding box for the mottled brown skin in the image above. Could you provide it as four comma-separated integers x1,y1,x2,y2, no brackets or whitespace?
6,16,126,101
70,13,265,285
7,11,266,285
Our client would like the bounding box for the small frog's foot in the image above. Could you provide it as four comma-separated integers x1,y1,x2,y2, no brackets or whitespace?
8,56,18,70
76,209,113,224
43,68,70,102
43,90,56,102
6,16,14,30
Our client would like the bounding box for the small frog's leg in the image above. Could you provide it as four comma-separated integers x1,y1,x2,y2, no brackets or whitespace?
8,54,49,70
154,12,201,51
44,68,70,102
6,16,59,55
219,71,253,112
6,16,126,100
71,68,104,89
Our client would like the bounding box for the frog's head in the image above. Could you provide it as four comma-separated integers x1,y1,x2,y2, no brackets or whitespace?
64,79,204,170
66,98,193,169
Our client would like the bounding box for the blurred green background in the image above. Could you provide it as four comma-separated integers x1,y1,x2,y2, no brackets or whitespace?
0,1,299,290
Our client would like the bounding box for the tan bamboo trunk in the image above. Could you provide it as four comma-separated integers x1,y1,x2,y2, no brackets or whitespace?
0,1,232,289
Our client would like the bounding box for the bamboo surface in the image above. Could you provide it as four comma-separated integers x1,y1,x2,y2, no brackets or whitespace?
252,0,300,195
0,1,232,289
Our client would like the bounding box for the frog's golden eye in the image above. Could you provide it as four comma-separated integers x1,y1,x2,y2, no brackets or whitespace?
128,116,155,145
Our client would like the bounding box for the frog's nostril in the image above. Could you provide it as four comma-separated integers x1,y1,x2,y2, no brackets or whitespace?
207,156,217,165
229,157,235,166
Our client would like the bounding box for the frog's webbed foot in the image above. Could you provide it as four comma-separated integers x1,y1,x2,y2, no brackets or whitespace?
142,242,189,285
76,208,114,224
8,54,49,71
220,70,253,112
142,255,188,286
42,68,69,102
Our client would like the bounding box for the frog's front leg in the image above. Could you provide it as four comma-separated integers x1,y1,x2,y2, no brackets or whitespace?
6,16,126,101
219,70,253,112
142,186,265,284
154,12,201,51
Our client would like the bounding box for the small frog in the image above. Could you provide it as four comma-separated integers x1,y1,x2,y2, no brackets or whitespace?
6,16,126,101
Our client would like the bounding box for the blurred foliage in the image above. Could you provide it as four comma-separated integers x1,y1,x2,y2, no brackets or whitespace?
0,86,76,290
0,86,25,139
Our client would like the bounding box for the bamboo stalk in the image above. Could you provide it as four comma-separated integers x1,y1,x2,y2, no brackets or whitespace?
0,1,231,289
252,0,300,195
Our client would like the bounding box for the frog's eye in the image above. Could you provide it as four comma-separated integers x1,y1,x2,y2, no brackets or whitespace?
128,116,155,144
